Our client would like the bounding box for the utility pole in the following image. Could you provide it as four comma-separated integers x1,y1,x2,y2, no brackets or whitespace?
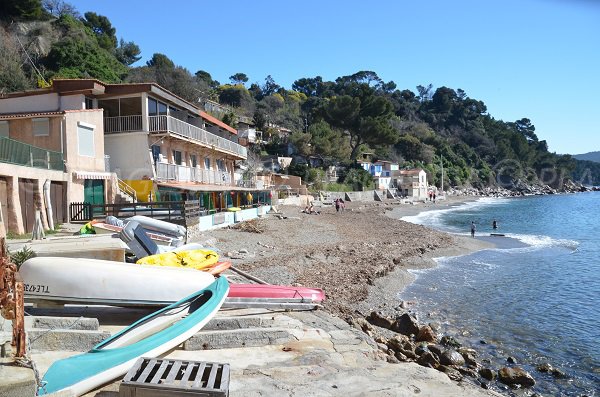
440,154,444,193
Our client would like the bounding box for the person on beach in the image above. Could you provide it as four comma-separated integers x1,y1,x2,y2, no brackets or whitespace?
339,198,345,212
428,191,433,201
470,221,476,237
492,219,498,229
433,192,436,204
335,198,340,212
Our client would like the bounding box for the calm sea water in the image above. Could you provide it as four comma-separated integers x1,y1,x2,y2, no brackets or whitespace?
400,193,600,396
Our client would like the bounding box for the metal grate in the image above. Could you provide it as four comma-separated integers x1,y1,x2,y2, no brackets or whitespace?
120,357,230,397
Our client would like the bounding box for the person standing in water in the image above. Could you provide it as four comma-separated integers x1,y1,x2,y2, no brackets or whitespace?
492,219,498,229
470,221,476,237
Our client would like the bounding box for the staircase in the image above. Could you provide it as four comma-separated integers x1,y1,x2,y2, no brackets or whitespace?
117,178,137,204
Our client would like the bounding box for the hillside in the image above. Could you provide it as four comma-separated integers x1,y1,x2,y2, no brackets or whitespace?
0,0,596,192
573,151,600,163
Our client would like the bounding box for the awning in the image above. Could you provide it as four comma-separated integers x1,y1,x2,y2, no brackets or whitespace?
156,182,253,192
74,170,113,180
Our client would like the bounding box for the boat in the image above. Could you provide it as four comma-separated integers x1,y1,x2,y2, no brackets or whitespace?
92,222,182,247
490,233,506,237
228,284,325,302
20,257,217,307
125,215,186,238
38,277,229,396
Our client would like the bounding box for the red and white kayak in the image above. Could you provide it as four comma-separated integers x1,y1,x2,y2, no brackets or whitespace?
228,284,324,302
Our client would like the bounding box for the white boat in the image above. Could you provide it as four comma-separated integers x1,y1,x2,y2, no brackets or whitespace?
20,257,215,307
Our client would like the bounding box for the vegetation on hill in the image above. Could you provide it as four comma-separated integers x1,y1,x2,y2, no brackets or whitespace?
0,0,596,190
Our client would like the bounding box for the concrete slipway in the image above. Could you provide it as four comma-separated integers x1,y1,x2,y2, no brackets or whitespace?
0,304,503,397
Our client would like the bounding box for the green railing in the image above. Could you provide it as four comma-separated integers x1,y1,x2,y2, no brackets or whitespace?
0,136,64,171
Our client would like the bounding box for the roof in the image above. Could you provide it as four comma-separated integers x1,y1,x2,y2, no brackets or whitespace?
199,111,237,135
0,109,102,120
399,168,424,175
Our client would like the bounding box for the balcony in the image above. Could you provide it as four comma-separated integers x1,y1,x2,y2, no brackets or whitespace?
156,163,232,185
104,115,246,159
0,137,64,171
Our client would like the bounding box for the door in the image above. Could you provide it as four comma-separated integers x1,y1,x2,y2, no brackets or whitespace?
18,179,35,233
50,181,66,225
84,179,105,215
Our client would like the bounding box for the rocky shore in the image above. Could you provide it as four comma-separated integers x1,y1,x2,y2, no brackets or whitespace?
206,197,544,395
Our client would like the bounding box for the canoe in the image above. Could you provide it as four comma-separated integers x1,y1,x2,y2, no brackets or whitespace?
228,284,325,302
136,249,219,270
20,257,216,307
38,277,229,396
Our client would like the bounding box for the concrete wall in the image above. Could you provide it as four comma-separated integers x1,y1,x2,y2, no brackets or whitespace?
0,93,60,113
63,110,106,172
104,132,153,179
5,116,62,152
195,206,271,231
60,94,85,110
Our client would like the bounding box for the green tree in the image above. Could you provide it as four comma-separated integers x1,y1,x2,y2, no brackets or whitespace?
324,92,396,161
146,53,174,68
115,39,141,65
81,12,117,51
229,73,248,85
0,0,46,21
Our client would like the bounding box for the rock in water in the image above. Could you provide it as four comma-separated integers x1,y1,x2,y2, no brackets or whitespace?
498,367,536,387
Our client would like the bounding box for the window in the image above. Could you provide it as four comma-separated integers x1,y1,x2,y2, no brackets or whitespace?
151,145,161,164
0,121,8,137
77,122,95,156
85,97,94,109
190,154,197,168
173,150,182,165
204,157,211,169
32,118,49,136
158,102,167,115
148,98,158,116
216,159,225,171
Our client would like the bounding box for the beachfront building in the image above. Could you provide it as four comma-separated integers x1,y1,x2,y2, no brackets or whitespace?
0,79,270,232
393,169,428,199
0,83,115,234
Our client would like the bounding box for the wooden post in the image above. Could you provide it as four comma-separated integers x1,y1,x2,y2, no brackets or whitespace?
0,237,26,358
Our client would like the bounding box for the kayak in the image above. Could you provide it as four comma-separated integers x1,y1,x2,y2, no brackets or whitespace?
136,249,219,270
38,277,229,396
228,284,325,302
20,257,216,307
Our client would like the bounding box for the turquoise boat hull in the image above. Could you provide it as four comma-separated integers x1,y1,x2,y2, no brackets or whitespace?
38,276,229,396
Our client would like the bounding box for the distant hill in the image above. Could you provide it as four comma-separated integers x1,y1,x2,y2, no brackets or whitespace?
573,151,600,163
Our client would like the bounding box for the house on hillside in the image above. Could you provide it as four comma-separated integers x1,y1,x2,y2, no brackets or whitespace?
358,159,400,190
0,79,271,232
393,168,428,199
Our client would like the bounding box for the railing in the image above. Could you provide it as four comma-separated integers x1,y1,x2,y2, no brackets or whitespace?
0,137,64,171
103,114,246,159
148,115,247,158
156,163,231,185
104,115,143,133
70,201,185,223
117,178,137,202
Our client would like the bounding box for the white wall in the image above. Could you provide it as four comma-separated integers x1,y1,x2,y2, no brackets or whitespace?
104,132,154,180
60,94,85,110
0,93,60,114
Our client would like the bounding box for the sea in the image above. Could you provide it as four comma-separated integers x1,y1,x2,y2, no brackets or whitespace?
399,193,600,397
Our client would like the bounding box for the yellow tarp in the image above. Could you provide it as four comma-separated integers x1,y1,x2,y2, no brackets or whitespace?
136,249,219,270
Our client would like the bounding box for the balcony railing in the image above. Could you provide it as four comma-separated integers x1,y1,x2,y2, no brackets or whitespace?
156,163,232,185
104,115,142,133
0,137,64,171
103,114,247,159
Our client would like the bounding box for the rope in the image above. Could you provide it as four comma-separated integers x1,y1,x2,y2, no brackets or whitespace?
15,356,45,394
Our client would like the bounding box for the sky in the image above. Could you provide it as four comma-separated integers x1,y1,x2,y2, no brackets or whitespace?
67,0,600,155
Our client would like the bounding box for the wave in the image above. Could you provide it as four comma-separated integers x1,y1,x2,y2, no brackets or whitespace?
400,197,510,231
505,233,580,251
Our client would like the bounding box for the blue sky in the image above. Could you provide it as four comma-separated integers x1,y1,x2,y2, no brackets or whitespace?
68,0,599,155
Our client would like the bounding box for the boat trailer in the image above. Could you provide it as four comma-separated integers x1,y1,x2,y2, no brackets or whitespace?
0,238,26,358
